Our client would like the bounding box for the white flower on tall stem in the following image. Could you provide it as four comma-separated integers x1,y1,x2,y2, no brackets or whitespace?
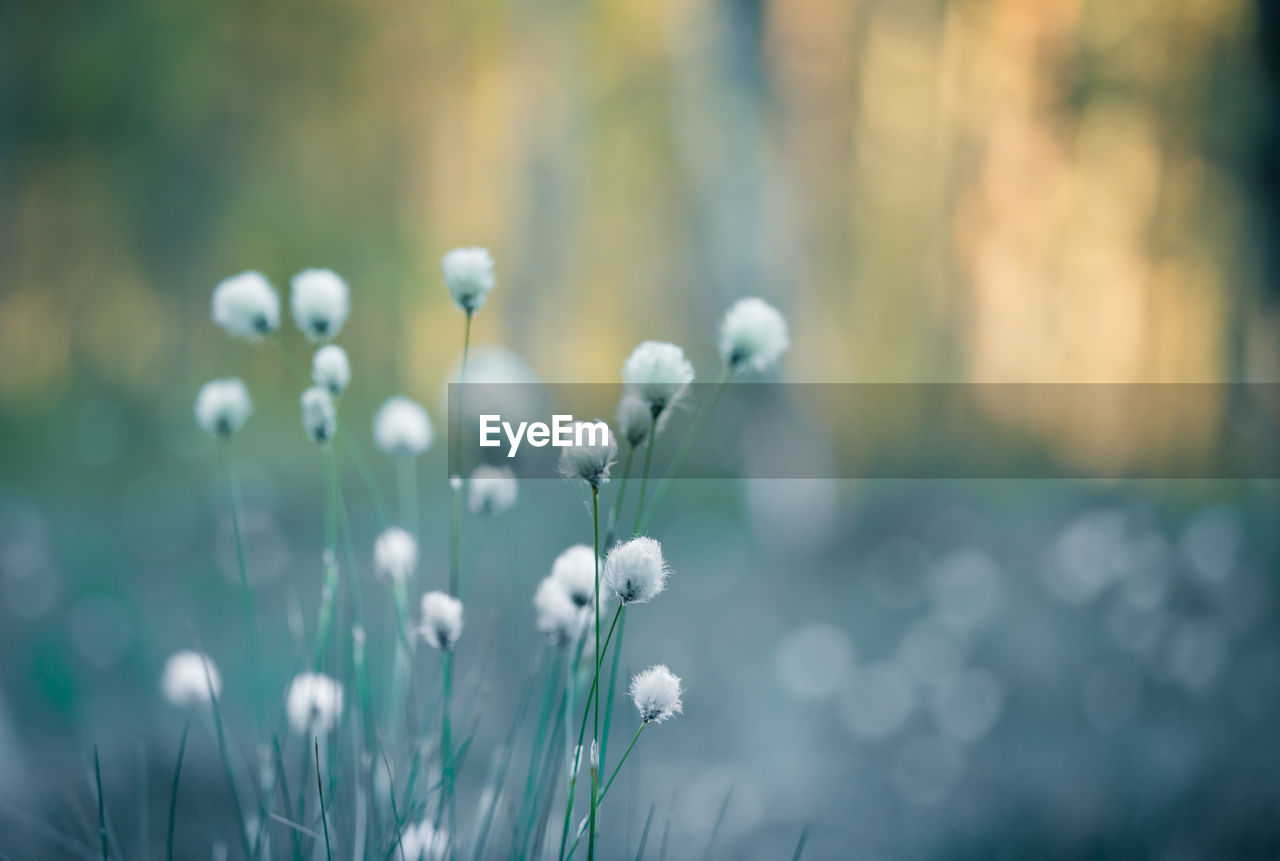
161,650,221,707
551,545,600,612
718,297,789,373
420,591,464,651
195,379,252,438
290,269,350,343
441,247,496,314
285,672,344,736
373,397,432,457
211,271,280,340
557,422,617,489
629,665,683,724
467,464,518,516
603,536,670,605
398,820,449,861
311,345,350,396
301,386,336,444
534,576,584,646
616,390,664,450
373,527,417,583
622,341,694,419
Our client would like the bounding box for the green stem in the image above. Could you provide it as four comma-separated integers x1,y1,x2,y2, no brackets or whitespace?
566,724,647,860
518,646,562,849
589,486,600,861
603,447,636,549
631,415,659,536
221,447,265,737
635,369,732,535
94,747,108,861
165,723,188,861
599,606,627,776
448,312,472,597
312,446,342,670
436,650,455,840
315,741,332,861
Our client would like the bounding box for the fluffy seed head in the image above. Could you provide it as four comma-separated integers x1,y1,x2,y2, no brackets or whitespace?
603,536,669,605
161,650,221,707
211,271,280,339
630,664,683,723
468,465,518,516
399,821,449,861
719,297,789,373
622,341,695,416
557,421,617,488
420,591,464,651
616,390,665,449
374,397,433,457
195,378,252,438
442,247,496,313
373,527,417,583
311,345,351,396
301,386,336,443
533,576,583,646
290,269,350,342
551,545,598,610
285,672,344,736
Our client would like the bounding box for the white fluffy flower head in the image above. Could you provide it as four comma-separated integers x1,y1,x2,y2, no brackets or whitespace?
468,465,518,516
286,672,344,736
551,544,598,610
211,271,280,339
534,576,584,646
195,378,252,438
616,390,666,449
161,650,221,707
557,421,617,488
603,536,669,605
373,527,417,583
622,341,695,417
311,345,350,396
442,247,496,313
374,397,433,457
399,820,449,861
719,297,789,373
301,386,337,443
420,591,464,651
630,664,683,724
290,269,350,342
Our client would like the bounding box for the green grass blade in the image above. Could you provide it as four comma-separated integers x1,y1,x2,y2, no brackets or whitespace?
166,723,189,861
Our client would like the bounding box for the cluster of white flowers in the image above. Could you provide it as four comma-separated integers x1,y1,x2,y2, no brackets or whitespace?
557,421,617,488
374,396,433,457
195,379,252,438
603,536,669,605
161,650,221,707
373,526,417,582
421,591,464,651
301,386,337,443
629,664,683,724
285,672,344,736
467,464,518,516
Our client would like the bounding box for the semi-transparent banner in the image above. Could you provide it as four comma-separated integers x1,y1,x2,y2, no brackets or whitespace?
447,383,1280,479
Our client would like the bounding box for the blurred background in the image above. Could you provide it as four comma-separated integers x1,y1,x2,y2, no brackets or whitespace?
3,0,1280,858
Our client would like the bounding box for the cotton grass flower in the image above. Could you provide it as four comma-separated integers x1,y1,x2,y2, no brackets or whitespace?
534,576,583,646
467,464,518,516
301,386,336,443
616,390,665,449
441,247,496,313
161,650,221,707
290,269,350,342
629,664,683,724
622,341,695,417
420,591,464,651
719,297,789,373
557,421,617,488
373,396,432,457
398,820,449,861
603,536,669,605
195,378,252,438
551,544,598,610
311,344,350,396
211,271,280,339
285,672,344,736
373,526,417,582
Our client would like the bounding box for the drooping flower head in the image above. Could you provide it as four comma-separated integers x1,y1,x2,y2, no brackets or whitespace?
290,269,350,343
195,378,252,438
285,672,344,736
557,421,617,488
311,345,351,396
622,341,695,418
161,650,221,707
603,536,669,605
373,527,417,583
420,591,464,651
629,664,683,724
467,464,518,516
442,247,496,313
533,576,583,646
301,386,336,443
211,271,280,340
719,297,789,373
551,544,598,611
399,820,449,861
373,396,433,457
